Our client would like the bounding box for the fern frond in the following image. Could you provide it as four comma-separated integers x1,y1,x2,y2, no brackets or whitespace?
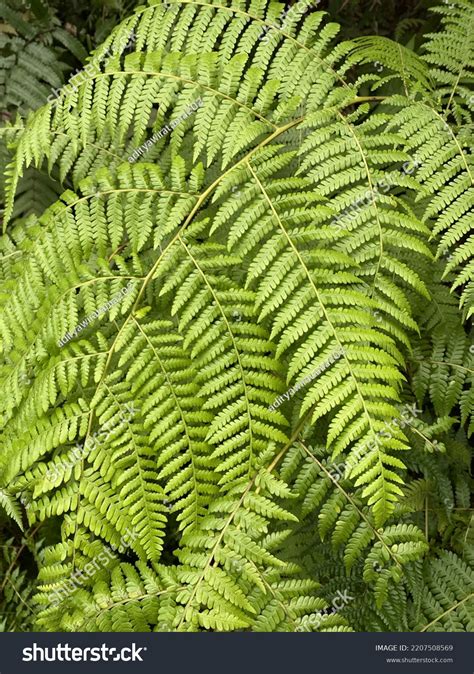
279,442,428,609
411,551,474,632
1,0,472,634
0,0,87,116
0,488,23,529
422,0,474,121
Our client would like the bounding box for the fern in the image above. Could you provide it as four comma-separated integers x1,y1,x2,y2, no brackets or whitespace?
348,0,474,319
0,0,87,116
410,551,474,632
0,534,38,631
0,0,472,633
0,488,23,530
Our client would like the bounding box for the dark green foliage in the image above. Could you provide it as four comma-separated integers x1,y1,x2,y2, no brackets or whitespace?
0,0,87,117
